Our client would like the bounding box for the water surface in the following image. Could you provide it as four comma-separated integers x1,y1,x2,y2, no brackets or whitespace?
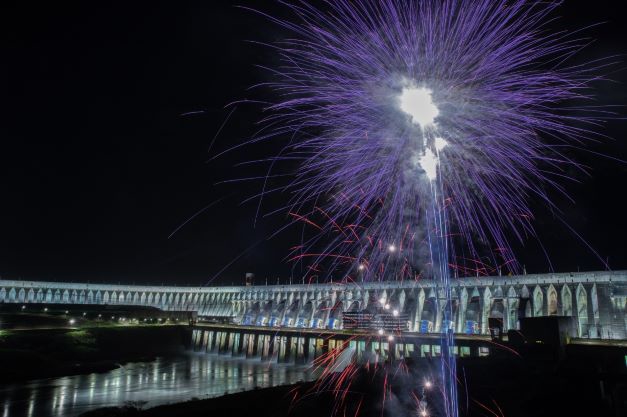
0,354,316,417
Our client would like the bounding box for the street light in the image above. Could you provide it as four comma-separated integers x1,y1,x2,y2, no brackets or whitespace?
378,329,384,336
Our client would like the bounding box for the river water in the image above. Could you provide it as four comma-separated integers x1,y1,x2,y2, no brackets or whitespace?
0,354,316,417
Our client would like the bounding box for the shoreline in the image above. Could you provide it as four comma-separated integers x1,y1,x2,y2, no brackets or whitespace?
0,325,190,384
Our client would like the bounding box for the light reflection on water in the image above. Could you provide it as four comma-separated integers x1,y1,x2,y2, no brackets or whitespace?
0,354,315,417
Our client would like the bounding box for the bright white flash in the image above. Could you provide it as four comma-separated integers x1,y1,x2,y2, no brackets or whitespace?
418,149,438,181
434,137,448,152
399,87,439,127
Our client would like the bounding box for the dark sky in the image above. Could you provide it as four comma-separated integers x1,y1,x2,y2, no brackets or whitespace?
0,1,625,286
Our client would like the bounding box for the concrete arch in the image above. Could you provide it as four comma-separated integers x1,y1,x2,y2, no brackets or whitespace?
403,291,419,331
547,285,558,315
458,288,469,333
328,300,343,329
591,284,600,337
489,289,505,334
533,286,543,317
420,296,437,333
377,289,388,305
561,285,573,316
507,287,518,330
464,290,481,334
0,287,6,301
388,289,405,312
576,284,588,336
346,300,361,312
521,285,530,299
296,301,315,327
282,299,301,327
256,300,274,326
311,300,328,329
18,288,26,302
492,286,504,298
482,287,492,334
270,299,287,327
361,290,370,310
242,301,261,325
441,297,459,332
415,288,426,332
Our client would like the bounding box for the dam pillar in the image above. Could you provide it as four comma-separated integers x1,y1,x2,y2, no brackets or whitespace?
295,336,306,364
201,330,209,351
245,333,257,358
278,336,288,362
231,331,243,355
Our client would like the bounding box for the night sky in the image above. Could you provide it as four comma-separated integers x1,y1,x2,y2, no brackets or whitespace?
1,1,626,286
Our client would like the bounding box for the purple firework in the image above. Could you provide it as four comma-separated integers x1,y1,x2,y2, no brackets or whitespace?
232,2,611,416
241,0,609,281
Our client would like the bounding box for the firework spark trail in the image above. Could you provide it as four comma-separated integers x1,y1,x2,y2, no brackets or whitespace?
241,0,613,280
235,1,611,416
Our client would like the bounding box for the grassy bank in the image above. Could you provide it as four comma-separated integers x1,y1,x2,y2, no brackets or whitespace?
0,325,191,383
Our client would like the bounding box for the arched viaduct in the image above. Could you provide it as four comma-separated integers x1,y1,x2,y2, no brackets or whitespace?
1,271,625,339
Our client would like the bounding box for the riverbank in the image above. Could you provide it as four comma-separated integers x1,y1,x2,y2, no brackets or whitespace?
0,325,190,383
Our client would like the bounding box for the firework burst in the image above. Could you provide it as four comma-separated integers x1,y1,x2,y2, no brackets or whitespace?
240,0,610,280
233,1,611,416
